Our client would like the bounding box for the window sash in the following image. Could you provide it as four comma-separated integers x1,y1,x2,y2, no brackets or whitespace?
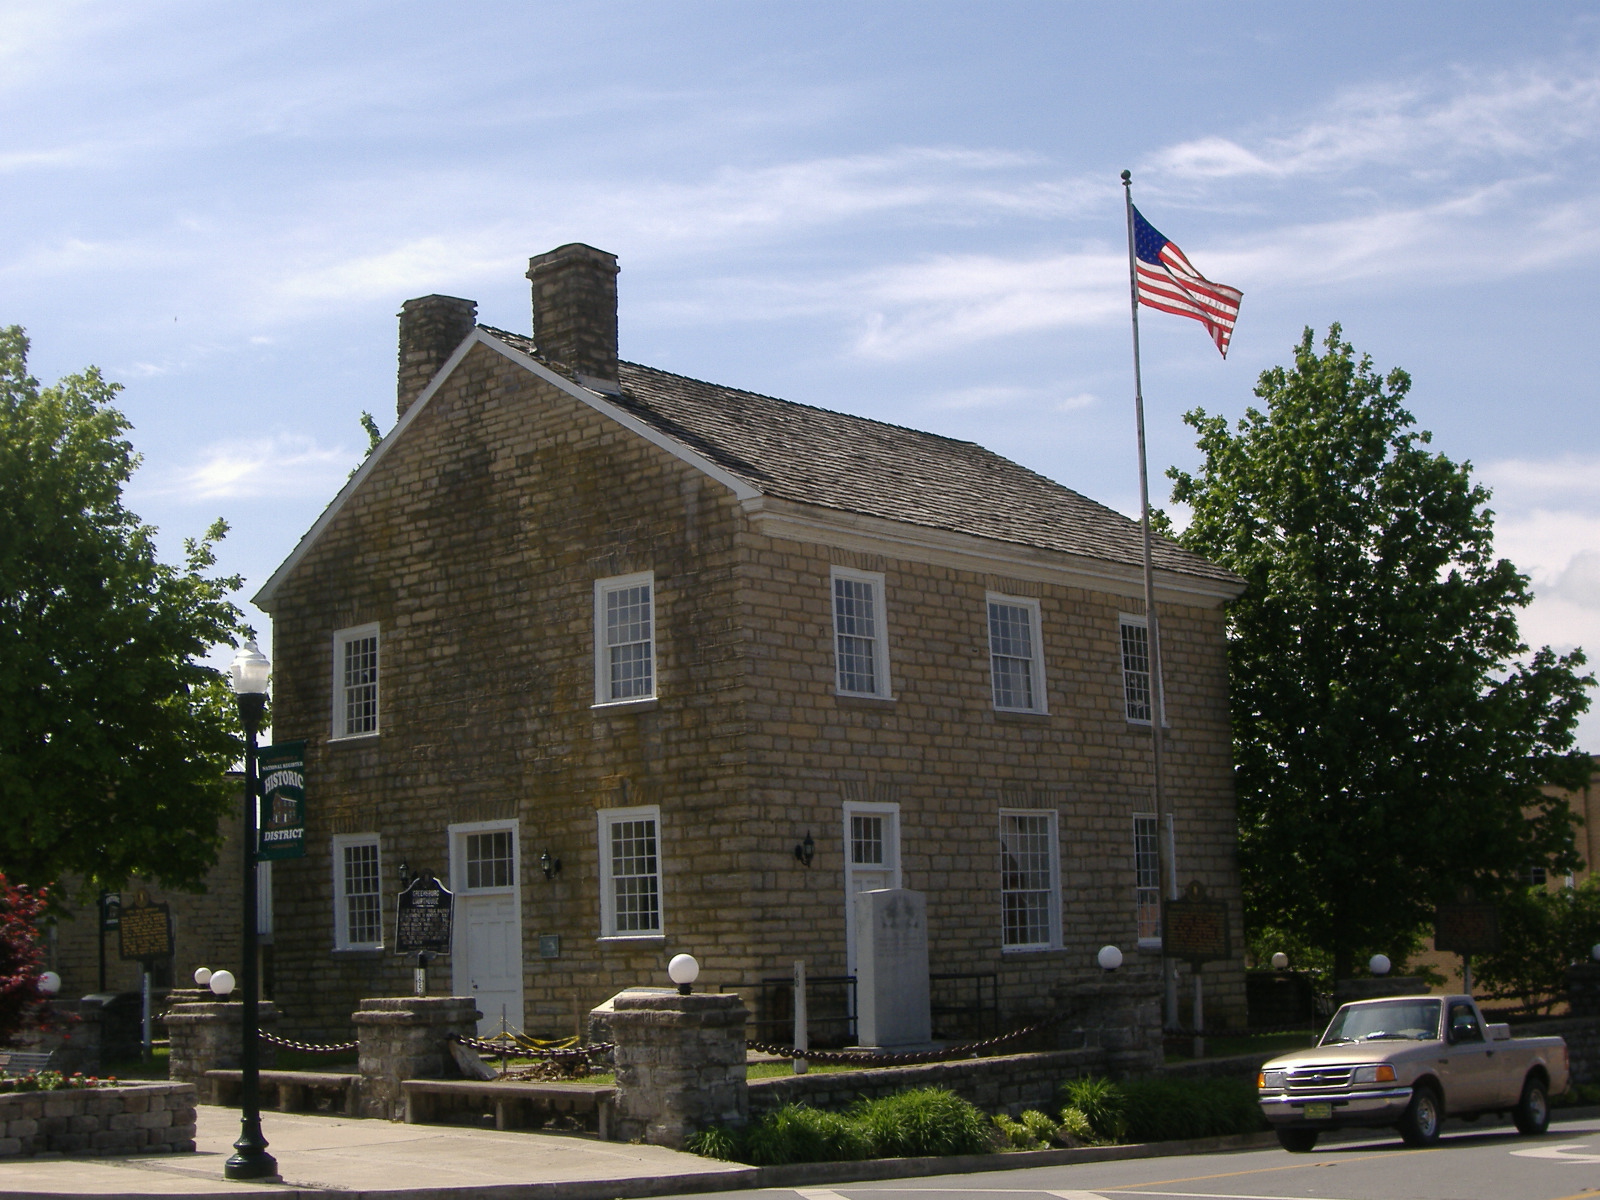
466,830,515,890
600,808,662,936
1120,617,1152,723
988,598,1044,712
595,575,656,703
1134,814,1161,944
334,837,382,948
1000,811,1058,950
332,625,380,738
832,569,889,697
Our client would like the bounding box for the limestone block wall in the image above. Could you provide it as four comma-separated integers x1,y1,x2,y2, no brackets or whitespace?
0,1083,197,1158
164,1001,277,1086
354,996,480,1119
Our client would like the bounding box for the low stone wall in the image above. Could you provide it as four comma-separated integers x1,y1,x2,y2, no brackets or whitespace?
0,1082,196,1157
1510,1014,1600,1087
747,1047,1110,1119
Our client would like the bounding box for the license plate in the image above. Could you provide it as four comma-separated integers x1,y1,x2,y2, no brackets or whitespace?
1302,1102,1333,1121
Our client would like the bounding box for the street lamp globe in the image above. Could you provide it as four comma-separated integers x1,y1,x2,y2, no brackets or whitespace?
1097,945,1123,972
668,953,699,994
1368,954,1391,976
229,640,270,696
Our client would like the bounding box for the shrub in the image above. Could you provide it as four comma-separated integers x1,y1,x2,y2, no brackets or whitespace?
1057,1106,1096,1144
993,1108,1057,1150
684,1124,740,1161
849,1087,995,1158
738,1103,873,1166
0,874,50,1046
0,1071,116,1093
1060,1076,1126,1143
1119,1077,1266,1143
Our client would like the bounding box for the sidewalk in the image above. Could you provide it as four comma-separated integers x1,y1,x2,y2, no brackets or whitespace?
0,1104,758,1200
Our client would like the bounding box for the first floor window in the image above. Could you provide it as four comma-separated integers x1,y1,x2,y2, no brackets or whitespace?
1134,814,1161,945
333,834,383,949
1523,863,1548,888
1000,809,1060,950
332,623,380,738
1119,615,1152,724
988,595,1047,712
599,806,662,936
831,567,891,697
595,573,655,703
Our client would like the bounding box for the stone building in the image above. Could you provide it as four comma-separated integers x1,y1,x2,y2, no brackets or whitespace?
255,243,1247,1041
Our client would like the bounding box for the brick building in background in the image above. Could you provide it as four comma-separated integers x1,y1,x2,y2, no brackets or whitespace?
254,243,1247,1041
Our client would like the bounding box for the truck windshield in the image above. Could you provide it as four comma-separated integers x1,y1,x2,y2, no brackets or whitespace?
1320,999,1442,1045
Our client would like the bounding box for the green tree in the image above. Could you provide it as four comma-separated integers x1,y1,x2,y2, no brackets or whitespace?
0,326,247,893
1170,325,1592,978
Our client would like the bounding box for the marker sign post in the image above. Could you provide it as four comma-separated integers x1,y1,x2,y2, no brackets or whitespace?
117,894,172,1060
1435,902,1501,996
257,741,307,861
1162,880,1231,1058
396,875,454,994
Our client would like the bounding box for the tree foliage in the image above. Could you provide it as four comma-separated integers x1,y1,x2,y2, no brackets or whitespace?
1170,325,1593,977
1472,880,1600,1014
0,326,247,892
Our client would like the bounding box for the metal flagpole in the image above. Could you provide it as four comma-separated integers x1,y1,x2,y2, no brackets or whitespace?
1121,169,1178,1031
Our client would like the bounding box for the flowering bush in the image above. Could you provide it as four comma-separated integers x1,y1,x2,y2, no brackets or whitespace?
0,1070,117,1093
0,873,52,1046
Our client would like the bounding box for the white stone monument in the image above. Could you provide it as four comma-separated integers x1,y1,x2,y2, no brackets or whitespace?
854,888,931,1049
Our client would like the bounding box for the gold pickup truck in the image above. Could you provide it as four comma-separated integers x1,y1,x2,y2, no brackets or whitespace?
1257,995,1569,1152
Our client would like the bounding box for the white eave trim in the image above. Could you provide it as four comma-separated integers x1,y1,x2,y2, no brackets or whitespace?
253,328,760,610
740,496,1244,607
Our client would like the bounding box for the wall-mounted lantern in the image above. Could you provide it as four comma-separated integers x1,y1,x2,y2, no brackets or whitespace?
540,849,562,880
794,831,815,868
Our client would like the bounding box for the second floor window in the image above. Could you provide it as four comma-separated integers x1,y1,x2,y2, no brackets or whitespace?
988,595,1046,713
831,567,891,697
1119,615,1153,724
594,572,655,703
332,624,380,738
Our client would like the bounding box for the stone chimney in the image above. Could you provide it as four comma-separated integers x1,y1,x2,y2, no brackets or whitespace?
397,294,478,419
526,244,619,389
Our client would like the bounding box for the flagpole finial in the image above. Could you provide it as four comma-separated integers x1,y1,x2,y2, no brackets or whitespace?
1121,169,1131,185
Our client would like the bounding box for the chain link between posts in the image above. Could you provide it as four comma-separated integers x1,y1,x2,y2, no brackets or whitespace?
747,1011,1067,1065
449,1033,615,1063
258,1030,359,1054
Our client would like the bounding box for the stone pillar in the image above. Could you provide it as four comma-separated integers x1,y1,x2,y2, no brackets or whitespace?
164,1001,278,1089
1051,977,1164,1075
603,991,748,1148
352,996,480,1120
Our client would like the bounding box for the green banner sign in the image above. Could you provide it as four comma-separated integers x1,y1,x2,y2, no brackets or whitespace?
257,740,307,861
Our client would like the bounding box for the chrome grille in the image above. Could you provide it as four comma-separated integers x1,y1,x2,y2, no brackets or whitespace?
1287,1067,1352,1090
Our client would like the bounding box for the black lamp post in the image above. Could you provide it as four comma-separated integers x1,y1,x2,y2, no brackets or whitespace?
225,639,277,1181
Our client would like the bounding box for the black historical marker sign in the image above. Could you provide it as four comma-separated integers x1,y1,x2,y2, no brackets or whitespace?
257,740,307,861
118,896,172,962
1163,880,1231,964
396,875,454,954
1435,902,1501,955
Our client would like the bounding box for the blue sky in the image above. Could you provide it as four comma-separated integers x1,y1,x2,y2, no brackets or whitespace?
6,2,1600,747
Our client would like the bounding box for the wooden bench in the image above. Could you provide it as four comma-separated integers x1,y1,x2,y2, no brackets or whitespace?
400,1078,615,1138
205,1069,361,1115
0,1050,57,1074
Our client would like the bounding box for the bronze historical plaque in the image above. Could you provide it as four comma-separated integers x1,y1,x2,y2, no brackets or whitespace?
1434,902,1501,955
118,899,172,961
1162,880,1231,964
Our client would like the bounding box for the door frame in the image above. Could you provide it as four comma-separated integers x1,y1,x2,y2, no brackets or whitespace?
842,801,902,978
447,818,524,1034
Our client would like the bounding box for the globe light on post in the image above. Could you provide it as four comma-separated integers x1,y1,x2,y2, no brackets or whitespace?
194,967,213,987
1270,952,1289,970
37,971,60,996
1097,945,1123,972
668,953,700,995
208,970,236,997
1592,943,1600,963
1368,954,1392,977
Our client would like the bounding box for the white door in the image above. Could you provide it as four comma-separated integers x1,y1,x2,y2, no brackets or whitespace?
842,803,901,978
449,821,524,1036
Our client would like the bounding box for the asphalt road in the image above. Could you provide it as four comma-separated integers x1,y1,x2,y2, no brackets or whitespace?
665,1117,1600,1200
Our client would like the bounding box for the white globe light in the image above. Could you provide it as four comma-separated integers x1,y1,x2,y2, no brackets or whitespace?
1271,952,1289,970
229,639,270,696
1592,943,1600,963
1097,945,1123,971
667,953,700,986
37,971,61,996
208,969,236,997
1368,954,1391,977
193,967,213,986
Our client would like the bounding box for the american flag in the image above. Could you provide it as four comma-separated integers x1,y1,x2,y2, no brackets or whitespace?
1132,206,1242,358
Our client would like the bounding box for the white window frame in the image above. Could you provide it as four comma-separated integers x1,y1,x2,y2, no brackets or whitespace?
593,572,657,706
1118,614,1166,726
830,567,892,699
1133,813,1162,948
451,820,521,895
331,622,381,740
597,804,665,940
986,594,1048,713
999,808,1062,952
331,833,383,950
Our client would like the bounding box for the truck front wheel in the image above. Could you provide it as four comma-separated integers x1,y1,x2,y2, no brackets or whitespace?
1514,1077,1550,1136
1399,1083,1442,1147
1276,1128,1319,1153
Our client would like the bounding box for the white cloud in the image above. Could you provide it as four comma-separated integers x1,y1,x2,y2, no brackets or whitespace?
928,384,1099,413
156,435,354,502
1482,455,1600,502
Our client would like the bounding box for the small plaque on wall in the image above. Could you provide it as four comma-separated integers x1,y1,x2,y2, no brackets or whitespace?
539,935,560,959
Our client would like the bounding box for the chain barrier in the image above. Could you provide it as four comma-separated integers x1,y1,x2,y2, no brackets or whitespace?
746,1011,1066,1066
258,1030,359,1054
449,1033,613,1063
